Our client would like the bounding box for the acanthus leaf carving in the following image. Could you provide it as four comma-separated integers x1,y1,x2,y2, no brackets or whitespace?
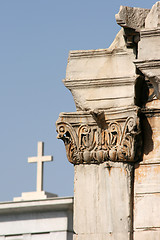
56,116,141,165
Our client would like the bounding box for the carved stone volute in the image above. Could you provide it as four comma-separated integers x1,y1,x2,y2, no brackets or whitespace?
56,110,142,165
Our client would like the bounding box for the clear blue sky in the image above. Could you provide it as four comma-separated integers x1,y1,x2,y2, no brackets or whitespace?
0,0,156,201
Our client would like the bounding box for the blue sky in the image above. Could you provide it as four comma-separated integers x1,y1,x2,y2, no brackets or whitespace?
0,0,157,201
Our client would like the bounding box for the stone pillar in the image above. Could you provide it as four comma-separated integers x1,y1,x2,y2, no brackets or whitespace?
73,162,134,240
57,110,141,240
56,110,141,240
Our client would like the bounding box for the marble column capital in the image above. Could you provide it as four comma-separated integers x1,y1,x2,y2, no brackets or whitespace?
56,107,142,165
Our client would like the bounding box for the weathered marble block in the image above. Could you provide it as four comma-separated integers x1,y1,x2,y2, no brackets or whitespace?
64,46,136,112
74,162,133,240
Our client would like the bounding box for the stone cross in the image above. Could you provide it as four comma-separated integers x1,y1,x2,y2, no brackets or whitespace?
28,142,53,192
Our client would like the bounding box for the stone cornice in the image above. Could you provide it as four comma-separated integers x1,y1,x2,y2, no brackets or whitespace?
63,76,135,89
140,28,160,38
69,48,129,59
134,59,160,70
56,108,142,165
0,197,73,214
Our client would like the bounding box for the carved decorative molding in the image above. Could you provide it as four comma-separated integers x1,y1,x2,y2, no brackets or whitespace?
63,77,135,89
56,113,141,164
68,48,126,58
140,28,160,38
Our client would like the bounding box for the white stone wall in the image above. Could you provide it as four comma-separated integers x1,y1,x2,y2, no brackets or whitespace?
0,198,73,240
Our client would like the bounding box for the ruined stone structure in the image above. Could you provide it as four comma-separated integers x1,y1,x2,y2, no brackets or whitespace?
56,2,160,240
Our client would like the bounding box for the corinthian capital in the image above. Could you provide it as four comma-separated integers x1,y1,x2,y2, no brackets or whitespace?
56,109,141,164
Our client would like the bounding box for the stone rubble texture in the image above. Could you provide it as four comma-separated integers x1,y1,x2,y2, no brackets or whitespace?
115,6,150,31
56,2,160,240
